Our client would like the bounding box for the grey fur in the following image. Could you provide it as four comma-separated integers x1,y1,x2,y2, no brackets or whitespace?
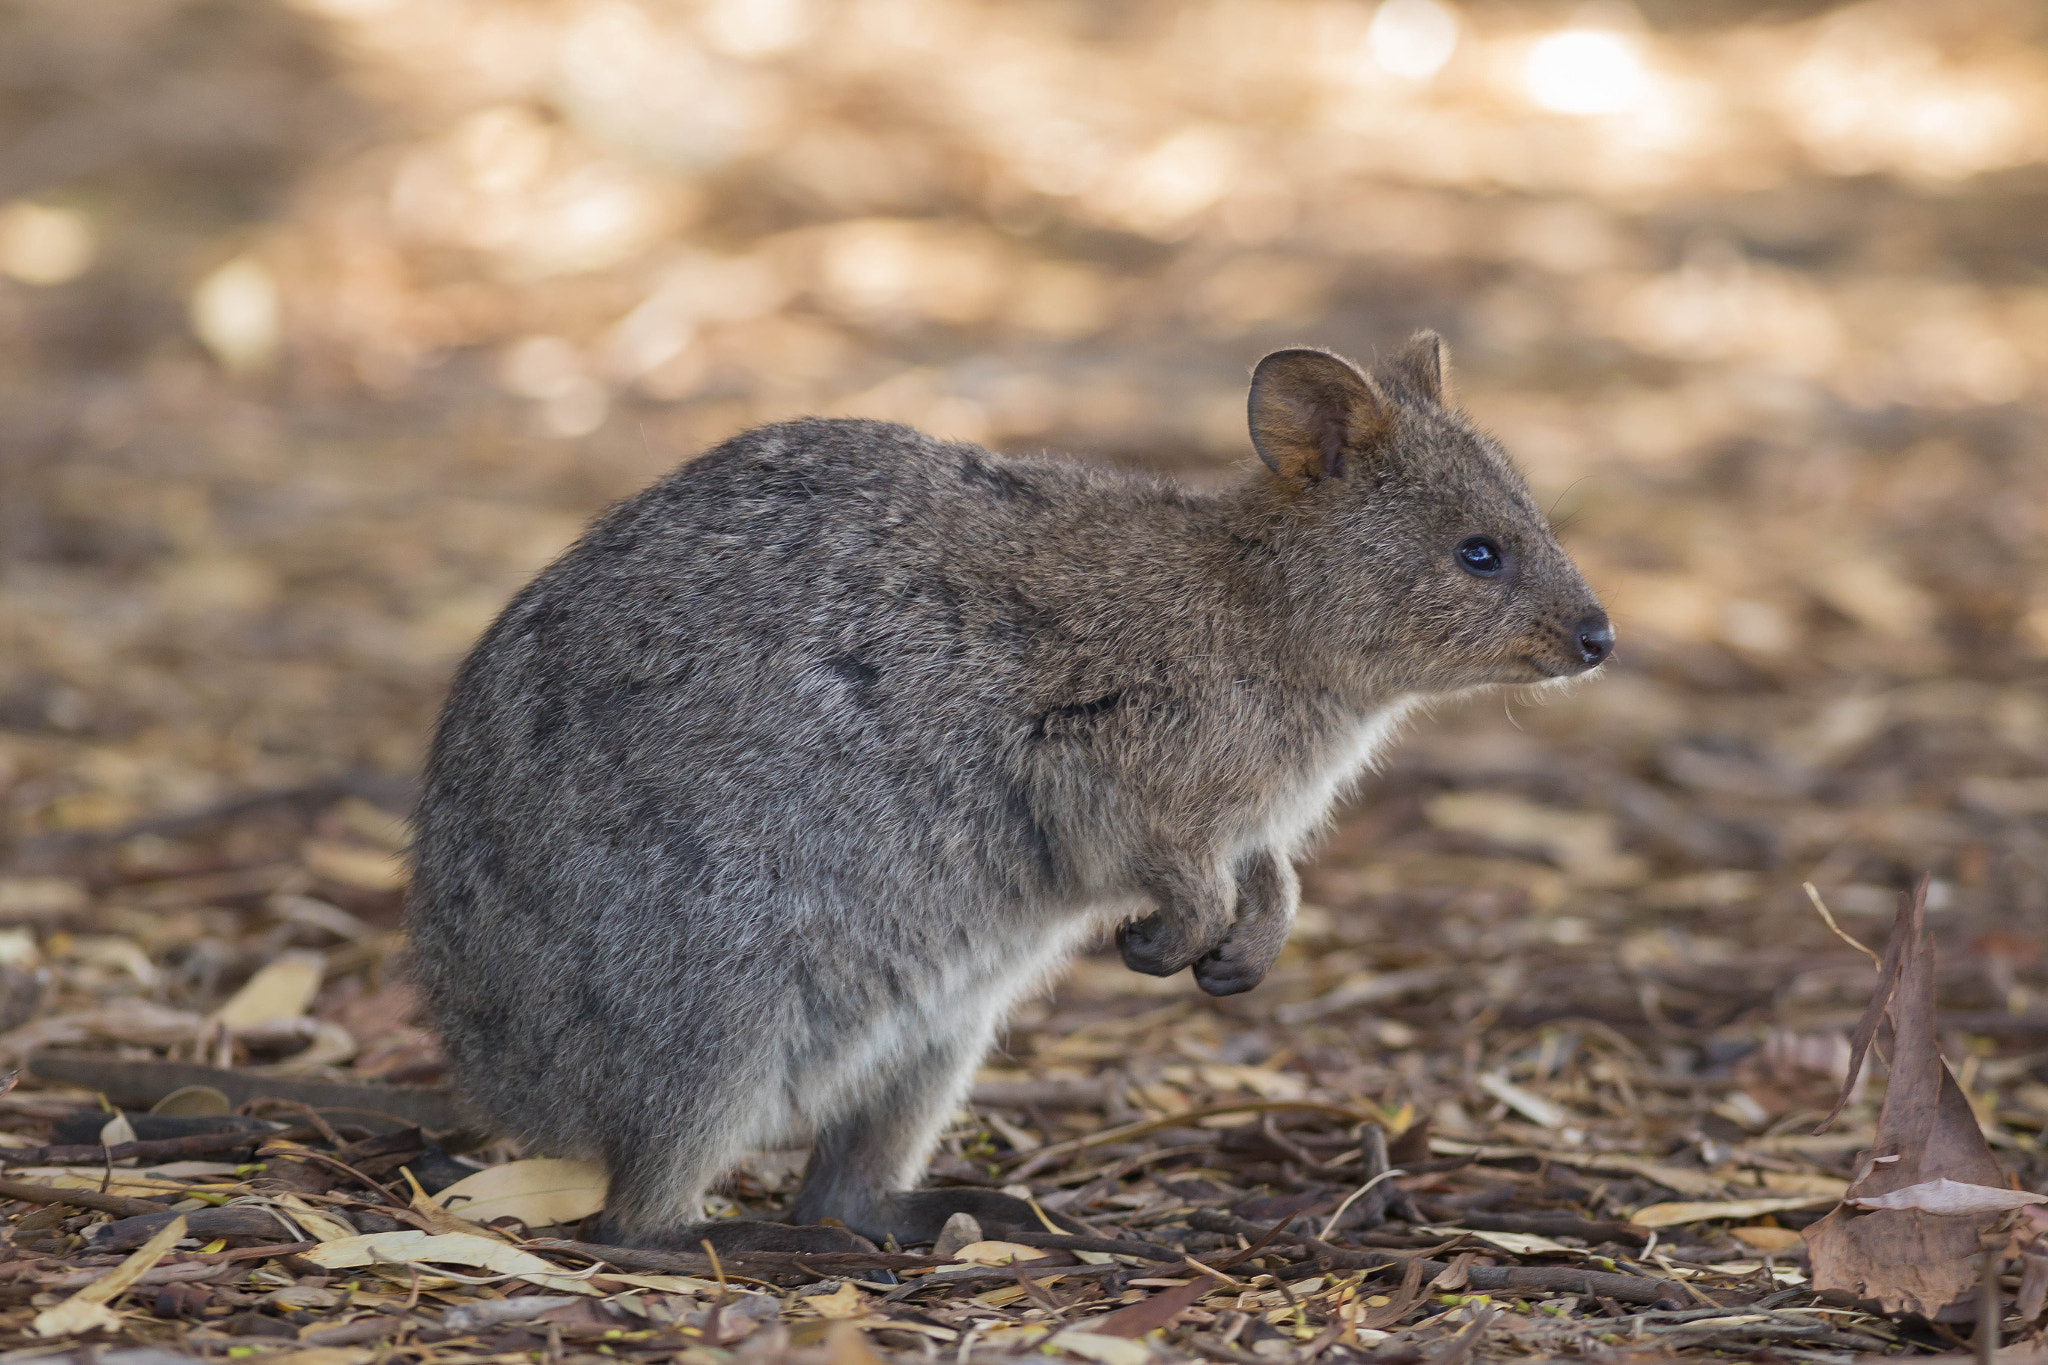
407,336,1610,1247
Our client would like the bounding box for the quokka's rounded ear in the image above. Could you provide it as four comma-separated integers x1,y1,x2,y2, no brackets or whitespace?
1247,348,1392,486
1385,329,1449,404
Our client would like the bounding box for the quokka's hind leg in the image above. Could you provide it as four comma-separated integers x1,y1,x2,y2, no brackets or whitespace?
786,1031,1087,1245
590,1107,735,1249
593,1102,880,1254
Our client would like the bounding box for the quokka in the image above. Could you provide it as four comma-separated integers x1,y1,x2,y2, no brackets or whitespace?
408,335,1612,1250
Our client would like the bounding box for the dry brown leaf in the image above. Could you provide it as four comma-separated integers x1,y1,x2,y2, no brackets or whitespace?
1805,880,2018,1317
1086,1276,1216,1338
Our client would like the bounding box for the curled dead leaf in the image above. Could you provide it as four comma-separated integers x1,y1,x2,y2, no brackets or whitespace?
1846,1177,2046,1216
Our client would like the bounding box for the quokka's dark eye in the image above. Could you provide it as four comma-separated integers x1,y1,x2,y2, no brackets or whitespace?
1456,536,1504,577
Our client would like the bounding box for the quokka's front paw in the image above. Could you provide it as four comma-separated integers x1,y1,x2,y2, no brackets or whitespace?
1192,944,1267,996
1117,913,1198,976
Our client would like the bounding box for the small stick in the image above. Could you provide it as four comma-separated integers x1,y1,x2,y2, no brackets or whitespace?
1319,1167,1407,1241
1803,882,1881,968
0,1176,174,1218
1979,1244,2000,1365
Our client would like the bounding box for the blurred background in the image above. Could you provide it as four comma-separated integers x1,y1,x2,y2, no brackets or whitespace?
3,0,2048,1155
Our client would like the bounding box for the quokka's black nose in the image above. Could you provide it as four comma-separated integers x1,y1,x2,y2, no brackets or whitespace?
1574,613,1614,667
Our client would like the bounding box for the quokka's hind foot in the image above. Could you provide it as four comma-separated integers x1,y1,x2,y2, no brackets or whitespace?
870,1188,1089,1245
593,1214,879,1256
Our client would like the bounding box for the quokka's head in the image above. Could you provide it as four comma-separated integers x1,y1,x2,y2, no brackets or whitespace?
1245,333,1612,694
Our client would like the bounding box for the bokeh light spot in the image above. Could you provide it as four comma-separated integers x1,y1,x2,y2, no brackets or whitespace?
1523,29,1649,116
189,257,281,373
0,202,95,286
1367,0,1459,82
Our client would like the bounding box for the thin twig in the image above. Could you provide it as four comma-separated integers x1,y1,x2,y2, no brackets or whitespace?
1803,881,1881,968
1319,1166,1406,1240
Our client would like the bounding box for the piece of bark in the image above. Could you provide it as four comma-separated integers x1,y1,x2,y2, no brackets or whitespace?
28,1051,462,1133
2,1126,316,1168
0,1177,177,1219
91,1207,297,1251
1805,879,2019,1318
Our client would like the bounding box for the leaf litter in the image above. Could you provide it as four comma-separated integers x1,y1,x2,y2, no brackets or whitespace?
3,825,2044,1364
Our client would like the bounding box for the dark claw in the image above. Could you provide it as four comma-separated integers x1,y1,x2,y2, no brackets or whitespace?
1193,950,1262,997
1117,914,1185,976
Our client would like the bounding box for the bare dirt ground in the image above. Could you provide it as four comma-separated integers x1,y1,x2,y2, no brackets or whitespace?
3,0,2048,1361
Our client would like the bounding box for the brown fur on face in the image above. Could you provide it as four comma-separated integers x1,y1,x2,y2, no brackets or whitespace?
407,334,1610,1252
1241,332,1607,692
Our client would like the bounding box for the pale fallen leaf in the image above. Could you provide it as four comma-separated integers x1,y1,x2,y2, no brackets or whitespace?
1045,1329,1154,1365
264,1285,344,1309
303,840,407,892
1847,1177,2048,1215
1273,967,1453,1024
0,876,88,921
0,999,206,1061
800,1281,869,1319
1748,1171,1850,1199
244,1018,357,1071
1159,1064,1306,1101
213,950,325,1029
1630,1195,1837,1228
11,1164,240,1194
1730,1226,1807,1252
952,1240,1050,1265
97,1111,137,1148
34,1213,186,1336
440,1298,580,1332
273,1193,363,1242
1476,1072,1568,1128
150,1084,232,1116
433,1157,608,1227
401,1172,505,1238
602,1272,718,1294
333,796,410,852
829,1321,889,1365
300,1230,600,1294
64,935,156,987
